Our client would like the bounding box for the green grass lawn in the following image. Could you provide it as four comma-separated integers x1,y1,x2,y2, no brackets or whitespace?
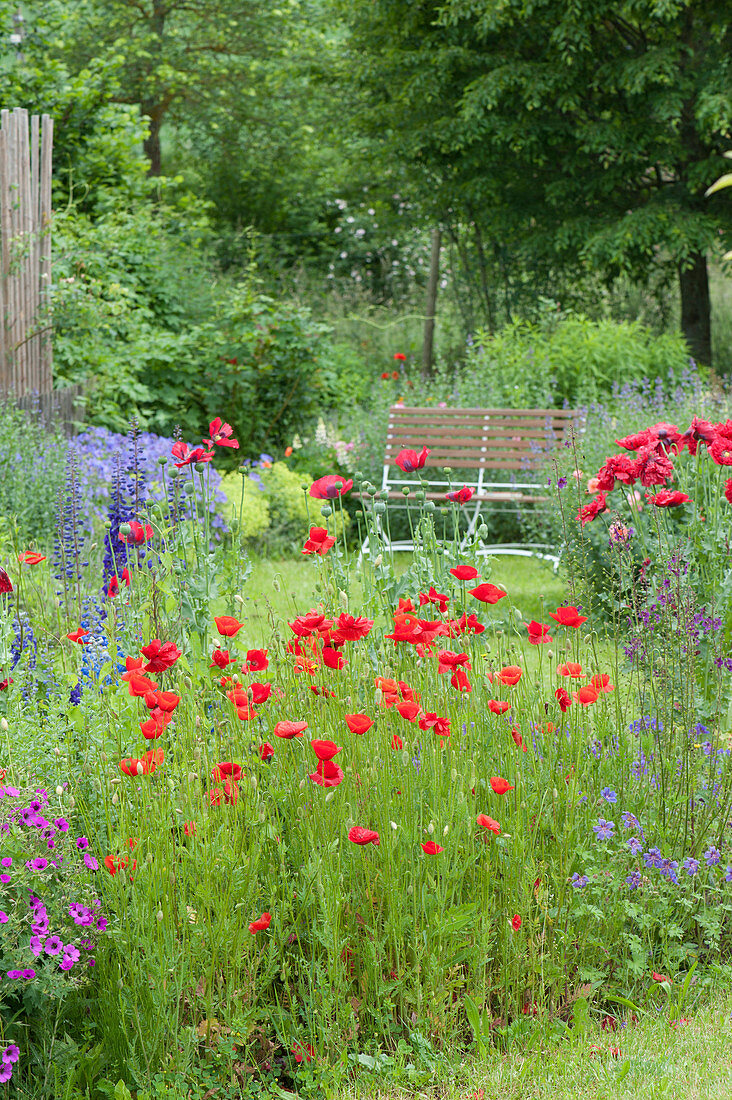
240,553,568,647
346,996,732,1100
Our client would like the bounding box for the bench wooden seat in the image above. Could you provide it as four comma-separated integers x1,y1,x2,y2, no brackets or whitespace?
358,404,583,563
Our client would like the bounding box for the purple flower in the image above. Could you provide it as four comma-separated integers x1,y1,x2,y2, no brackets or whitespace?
683,858,699,877
21,969,34,979
63,945,80,964
6,969,32,979
626,870,642,889
96,916,107,932
1,857,12,868
593,818,615,841
54,818,70,832
627,836,643,855
571,873,589,889
44,936,64,956
601,787,618,804
0,1065,11,1083
69,904,93,926
29,936,44,957
620,811,643,836
0,875,10,885
1,1045,19,1064
83,854,98,871
725,866,732,883
0,912,7,924
75,837,89,851
27,857,48,871
704,846,721,867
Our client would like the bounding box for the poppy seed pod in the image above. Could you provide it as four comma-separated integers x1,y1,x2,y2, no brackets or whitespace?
374,503,386,514
321,505,332,517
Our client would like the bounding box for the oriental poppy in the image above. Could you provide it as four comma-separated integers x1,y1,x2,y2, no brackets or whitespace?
496,665,522,686
548,606,587,628
274,720,308,739
421,841,443,854
170,441,214,467
211,648,233,669
469,583,506,604
18,552,45,565
450,565,480,581
215,616,243,637
446,485,473,504
309,475,353,499
348,826,379,846
309,759,344,787
395,447,430,472
490,777,514,795
302,526,336,555
345,714,373,735
310,739,342,761
646,490,690,508
119,520,153,545
477,814,501,834
141,640,182,673
249,912,271,935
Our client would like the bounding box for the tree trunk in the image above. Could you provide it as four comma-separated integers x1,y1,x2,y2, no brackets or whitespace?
679,252,712,366
142,103,163,176
422,228,441,379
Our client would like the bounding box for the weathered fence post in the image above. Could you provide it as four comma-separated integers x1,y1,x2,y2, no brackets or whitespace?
0,107,54,398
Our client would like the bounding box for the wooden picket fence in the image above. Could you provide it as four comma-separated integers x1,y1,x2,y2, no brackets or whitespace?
0,107,53,397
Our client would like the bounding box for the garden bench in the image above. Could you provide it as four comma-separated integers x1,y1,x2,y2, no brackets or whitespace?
359,404,583,564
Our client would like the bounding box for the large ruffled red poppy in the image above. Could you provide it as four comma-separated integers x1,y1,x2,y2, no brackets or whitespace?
309,475,353,499
274,720,308,739
141,639,182,673
309,760,345,787
348,826,380,846
395,447,430,472
303,526,336,556
469,583,506,604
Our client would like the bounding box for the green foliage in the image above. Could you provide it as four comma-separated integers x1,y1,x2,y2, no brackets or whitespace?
0,403,66,543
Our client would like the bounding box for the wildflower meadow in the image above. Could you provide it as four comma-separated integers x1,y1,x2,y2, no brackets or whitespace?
2,402,732,1098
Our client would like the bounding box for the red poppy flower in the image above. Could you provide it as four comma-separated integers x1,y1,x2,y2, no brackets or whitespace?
212,762,243,783
437,650,471,673
391,733,403,750
322,646,347,671
488,699,510,714
309,759,345,787
210,648,233,669
104,854,134,876
146,689,180,713
451,669,472,692
395,447,431,472
140,712,172,739
119,520,153,545
419,713,451,737
573,685,600,705
725,478,732,504
526,620,552,645
289,612,328,637
141,639,182,673
204,417,239,450
209,780,239,806
183,821,197,837
274,720,308,739
446,484,474,504
496,665,522,686
119,749,164,777
590,673,615,693
331,612,374,642
557,662,584,678
215,615,243,637
106,568,131,598
381,372,390,380
577,491,608,526
418,586,449,614
244,648,268,672
66,628,90,644
170,441,214,468
247,682,271,706
249,911,271,935
348,826,380,846
0,567,12,594
292,1042,316,1064
555,687,572,712
344,714,373,737
469,583,506,604
397,700,421,722
449,565,480,581
477,814,501,834
652,972,672,984
126,672,157,697
311,739,342,761
18,551,45,565
309,685,336,698
393,352,407,361
646,490,691,508
309,475,353,499
490,777,514,795
548,606,587,628
421,841,443,854
511,914,522,931
259,741,275,762
303,526,336,555
511,727,527,751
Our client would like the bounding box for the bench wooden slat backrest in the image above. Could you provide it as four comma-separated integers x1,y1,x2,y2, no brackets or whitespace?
383,406,581,477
